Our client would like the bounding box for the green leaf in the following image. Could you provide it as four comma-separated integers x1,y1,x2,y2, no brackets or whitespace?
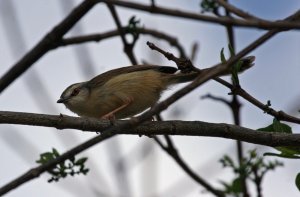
258,119,298,159
263,146,300,159
52,148,60,157
219,149,283,195
231,61,242,86
220,48,226,63
228,43,235,56
82,169,89,175
231,177,242,193
257,118,292,133
273,119,292,133
295,173,300,191
37,152,55,164
75,157,88,165
36,148,89,183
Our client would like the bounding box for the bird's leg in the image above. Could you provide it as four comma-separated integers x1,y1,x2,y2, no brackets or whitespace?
101,97,133,120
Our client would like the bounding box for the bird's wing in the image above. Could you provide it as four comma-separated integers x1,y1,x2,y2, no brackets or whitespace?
86,65,177,88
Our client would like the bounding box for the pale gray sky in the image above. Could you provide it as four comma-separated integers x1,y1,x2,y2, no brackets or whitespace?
0,0,300,197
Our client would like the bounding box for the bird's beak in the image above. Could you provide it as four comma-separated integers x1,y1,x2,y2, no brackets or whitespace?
57,97,69,103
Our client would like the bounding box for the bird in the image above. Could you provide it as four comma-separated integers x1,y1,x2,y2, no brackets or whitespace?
57,56,255,120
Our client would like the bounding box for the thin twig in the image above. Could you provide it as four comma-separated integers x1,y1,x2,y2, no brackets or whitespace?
106,2,137,64
57,27,187,58
213,77,300,125
222,2,249,196
201,93,231,106
214,0,262,20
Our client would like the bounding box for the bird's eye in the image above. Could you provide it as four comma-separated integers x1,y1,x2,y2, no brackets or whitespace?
71,88,80,96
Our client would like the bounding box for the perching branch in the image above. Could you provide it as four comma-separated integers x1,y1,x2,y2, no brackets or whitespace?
0,111,300,147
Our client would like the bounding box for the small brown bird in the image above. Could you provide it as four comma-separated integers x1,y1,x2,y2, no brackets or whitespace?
57,56,254,119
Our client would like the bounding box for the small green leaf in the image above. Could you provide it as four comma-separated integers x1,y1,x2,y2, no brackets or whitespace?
82,169,89,175
75,157,88,165
231,61,242,86
258,119,297,159
220,48,226,63
295,173,300,191
257,118,292,133
273,119,292,133
36,149,89,183
125,15,141,44
52,148,60,157
228,43,235,56
264,146,300,159
277,147,300,156
231,177,242,193
219,149,283,195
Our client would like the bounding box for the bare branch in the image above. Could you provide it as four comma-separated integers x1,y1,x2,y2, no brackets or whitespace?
98,0,300,30
213,78,300,125
0,111,300,147
106,2,138,64
0,0,97,93
214,0,261,20
57,27,187,58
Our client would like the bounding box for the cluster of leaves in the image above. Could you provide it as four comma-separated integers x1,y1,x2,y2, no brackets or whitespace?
257,118,300,159
219,149,283,196
36,148,89,183
257,118,300,191
125,16,141,45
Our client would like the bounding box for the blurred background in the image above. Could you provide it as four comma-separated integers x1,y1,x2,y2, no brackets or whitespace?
0,0,300,196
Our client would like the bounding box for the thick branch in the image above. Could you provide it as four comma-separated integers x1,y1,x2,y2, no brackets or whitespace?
0,0,97,93
1,111,300,147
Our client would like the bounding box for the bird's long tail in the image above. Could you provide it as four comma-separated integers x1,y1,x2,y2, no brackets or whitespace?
168,56,255,84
